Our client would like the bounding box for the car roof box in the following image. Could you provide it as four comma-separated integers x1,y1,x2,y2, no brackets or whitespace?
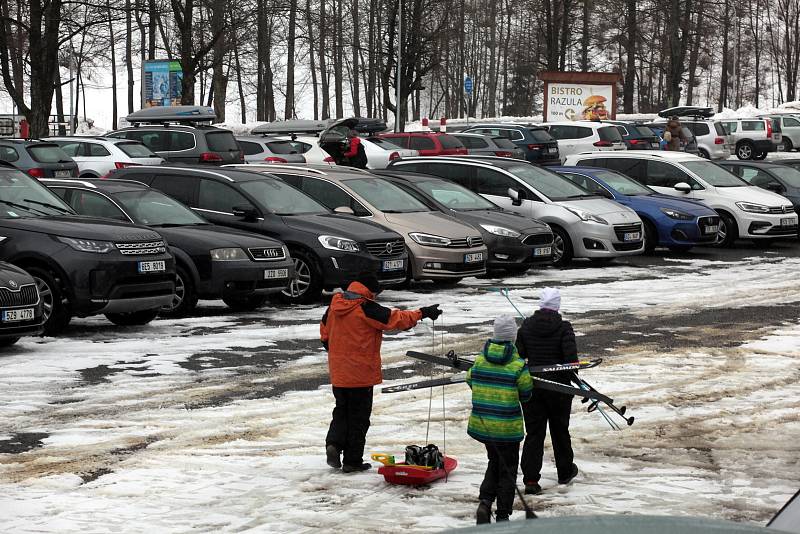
252,119,336,136
125,105,217,124
658,106,714,119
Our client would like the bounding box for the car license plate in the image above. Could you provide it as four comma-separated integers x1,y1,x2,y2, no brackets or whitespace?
703,225,719,234
548,147,557,154
464,252,483,263
534,246,551,257
623,232,641,241
264,268,289,279
382,259,404,271
651,142,660,149
778,144,785,151
781,217,797,227
54,170,72,178
2,308,34,322
138,260,165,273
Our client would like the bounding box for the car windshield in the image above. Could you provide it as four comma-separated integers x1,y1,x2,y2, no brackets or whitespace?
681,161,747,187
528,129,553,142
28,144,72,163
0,169,74,218
114,190,208,226
265,140,300,154
767,166,800,188
591,170,654,195
636,126,656,137
117,142,158,158
437,135,464,149
240,178,328,215
415,179,496,210
344,177,432,213
507,165,591,200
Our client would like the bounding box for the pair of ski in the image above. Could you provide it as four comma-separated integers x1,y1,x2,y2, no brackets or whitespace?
385,350,634,426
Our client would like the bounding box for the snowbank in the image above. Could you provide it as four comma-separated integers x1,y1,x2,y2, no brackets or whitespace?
213,121,271,135
74,118,107,136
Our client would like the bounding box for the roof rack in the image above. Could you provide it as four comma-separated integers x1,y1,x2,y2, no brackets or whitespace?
252,117,388,137
125,105,217,126
657,106,715,119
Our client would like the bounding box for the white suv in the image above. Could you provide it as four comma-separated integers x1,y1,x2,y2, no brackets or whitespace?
564,151,797,246
49,137,164,177
717,118,780,160
672,120,733,160
762,114,800,152
539,121,626,163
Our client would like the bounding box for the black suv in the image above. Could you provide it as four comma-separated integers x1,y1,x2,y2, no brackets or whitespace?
0,165,175,333
0,139,78,178
462,124,560,165
107,106,243,165
106,166,409,303
43,178,295,316
0,261,43,346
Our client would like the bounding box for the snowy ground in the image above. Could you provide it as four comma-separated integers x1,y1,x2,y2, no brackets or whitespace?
1,245,799,533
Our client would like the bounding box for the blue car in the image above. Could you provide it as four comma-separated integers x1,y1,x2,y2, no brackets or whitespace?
552,166,721,252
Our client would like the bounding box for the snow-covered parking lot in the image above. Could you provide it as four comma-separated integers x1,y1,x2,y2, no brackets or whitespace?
1,244,799,533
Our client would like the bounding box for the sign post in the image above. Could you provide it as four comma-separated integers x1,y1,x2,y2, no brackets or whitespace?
464,76,473,125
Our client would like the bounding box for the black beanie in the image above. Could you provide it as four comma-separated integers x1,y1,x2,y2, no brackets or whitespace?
355,272,381,294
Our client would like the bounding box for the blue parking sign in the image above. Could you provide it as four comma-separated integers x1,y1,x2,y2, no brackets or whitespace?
464,77,473,94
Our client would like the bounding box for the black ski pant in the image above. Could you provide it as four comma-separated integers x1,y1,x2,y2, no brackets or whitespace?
479,441,520,517
326,386,373,466
521,389,574,483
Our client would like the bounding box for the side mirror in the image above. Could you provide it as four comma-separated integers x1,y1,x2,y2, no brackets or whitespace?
674,182,692,193
765,182,785,193
232,205,259,221
334,206,355,215
507,187,523,206
598,188,614,199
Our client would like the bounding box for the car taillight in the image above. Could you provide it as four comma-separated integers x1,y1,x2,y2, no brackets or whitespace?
323,156,336,163
199,152,223,163
239,150,245,162
527,144,543,150
27,168,44,178
766,119,773,137
389,151,400,161
593,140,613,147
264,156,288,163
714,137,725,145
494,151,513,157
628,139,641,145
114,162,141,169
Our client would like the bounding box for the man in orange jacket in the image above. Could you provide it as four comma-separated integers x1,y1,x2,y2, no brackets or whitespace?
321,272,442,472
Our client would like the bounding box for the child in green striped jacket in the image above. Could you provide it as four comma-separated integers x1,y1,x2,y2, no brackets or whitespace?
466,314,533,524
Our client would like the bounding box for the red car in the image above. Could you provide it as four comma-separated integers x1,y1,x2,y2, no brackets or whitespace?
378,132,468,156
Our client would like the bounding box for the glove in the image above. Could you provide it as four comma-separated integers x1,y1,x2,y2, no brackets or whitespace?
420,304,442,321
321,340,329,351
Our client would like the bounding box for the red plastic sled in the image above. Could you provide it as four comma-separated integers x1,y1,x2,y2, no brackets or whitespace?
377,456,458,486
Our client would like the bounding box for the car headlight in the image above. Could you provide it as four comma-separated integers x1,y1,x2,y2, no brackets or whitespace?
409,232,452,247
660,208,694,220
735,202,770,213
563,207,608,225
210,247,250,261
57,236,114,253
479,224,521,238
318,235,360,252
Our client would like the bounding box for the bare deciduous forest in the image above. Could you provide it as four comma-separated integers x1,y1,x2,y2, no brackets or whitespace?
2,0,800,136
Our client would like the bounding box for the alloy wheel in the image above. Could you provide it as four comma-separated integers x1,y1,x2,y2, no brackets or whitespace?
716,218,727,244
552,234,565,263
162,272,185,312
283,257,312,298
738,144,752,159
33,276,54,324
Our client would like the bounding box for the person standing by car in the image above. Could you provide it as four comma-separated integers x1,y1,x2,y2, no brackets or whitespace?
664,116,686,151
341,129,369,169
321,273,442,472
467,314,533,524
515,287,579,494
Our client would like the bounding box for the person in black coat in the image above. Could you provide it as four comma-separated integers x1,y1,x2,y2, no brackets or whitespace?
515,287,579,495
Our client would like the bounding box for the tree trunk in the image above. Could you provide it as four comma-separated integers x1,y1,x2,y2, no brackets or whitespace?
580,0,590,70
210,0,227,122
623,0,636,113
351,0,361,116
285,0,297,118
320,0,330,119
108,0,118,129
334,0,344,117
305,0,319,120
685,6,703,106
148,0,157,59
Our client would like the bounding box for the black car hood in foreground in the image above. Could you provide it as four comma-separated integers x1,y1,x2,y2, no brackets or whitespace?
153,225,284,250
281,213,400,242
0,261,36,287
453,209,550,234
0,216,163,242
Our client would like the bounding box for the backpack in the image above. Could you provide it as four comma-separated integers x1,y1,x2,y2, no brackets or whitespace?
404,444,444,469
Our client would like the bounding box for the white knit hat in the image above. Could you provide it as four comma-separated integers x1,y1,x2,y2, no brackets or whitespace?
493,314,518,342
539,287,561,311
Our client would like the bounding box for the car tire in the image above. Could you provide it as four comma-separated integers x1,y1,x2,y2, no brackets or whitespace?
753,151,768,160
277,249,323,304
668,245,693,253
105,309,160,326
26,266,71,335
714,212,738,248
698,149,710,159
783,138,794,152
0,337,20,347
159,266,197,318
736,141,755,160
643,220,658,253
222,294,268,311
551,226,573,267
431,278,463,287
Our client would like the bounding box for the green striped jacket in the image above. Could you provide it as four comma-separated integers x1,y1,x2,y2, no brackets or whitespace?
466,340,533,443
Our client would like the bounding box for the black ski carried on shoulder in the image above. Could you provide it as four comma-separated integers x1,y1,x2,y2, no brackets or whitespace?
406,350,602,374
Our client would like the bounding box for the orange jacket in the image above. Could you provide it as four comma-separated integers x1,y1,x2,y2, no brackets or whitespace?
320,281,422,387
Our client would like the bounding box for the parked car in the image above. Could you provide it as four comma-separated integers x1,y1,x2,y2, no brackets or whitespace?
48,137,164,177
552,166,720,252
601,121,661,150
388,157,644,265
43,178,294,315
0,164,175,333
563,151,797,246
0,139,78,178
718,161,800,215
107,106,244,165
106,165,408,303
361,137,419,169
461,124,559,164
246,165,488,285
377,132,468,156
0,262,43,347
373,169,554,272
274,135,336,165
539,121,627,163
235,135,306,164
774,158,800,172
761,114,800,152
451,133,526,159
717,118,778,160
640,123,701,156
